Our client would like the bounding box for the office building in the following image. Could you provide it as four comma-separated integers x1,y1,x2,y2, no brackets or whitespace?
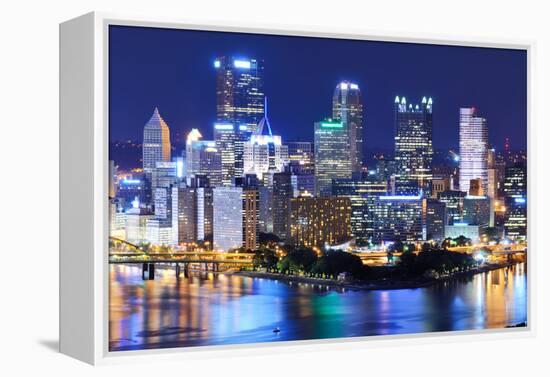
214,56,264,133
125,198,154,245
243,99,288,180
438,190,467,225
272,172,293,240
214,123,248,186
213,187,244,251
372,194,423,243
459,107,488,194
504,163,527,239
314,119,352,196
463,195,492,227
143,107,171,174
424,198,446,241
242,188,260,250
332,81,363,173
116,175,152,210
332,178,388,245
171,183,198,247
258,186,274,234
288,196,352,248
394,96,433,195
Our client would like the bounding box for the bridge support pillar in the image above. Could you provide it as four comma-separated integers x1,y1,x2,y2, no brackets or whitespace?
175,263,180,279
183,263,189,278
148,263,155,280
142,263,148,280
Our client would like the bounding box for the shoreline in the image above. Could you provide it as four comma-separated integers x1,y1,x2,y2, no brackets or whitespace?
234,262,520,291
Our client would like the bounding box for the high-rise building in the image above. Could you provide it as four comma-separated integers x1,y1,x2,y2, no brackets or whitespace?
143,107,171,174
213,187,243,251
459,107,488,194
258,186,274,234
196,187,214,242
438,190,467,225
288,196,352,248
151,161,178,191
332,81,363,173
285,141,313,167
394,96,433,195
116,175,152,210
332,178,388,246
125,198,154,245
424,198,446,241
504,162,527,239
171,183,198,246
242,188,260,250
186,130,222,187
372,194,424,243
463,195,493,227
214,56,264,133
272,172,293,240
243,99,288,180
431,175,453,199
214,123,248,186
314,119,352,196
291,174,315,197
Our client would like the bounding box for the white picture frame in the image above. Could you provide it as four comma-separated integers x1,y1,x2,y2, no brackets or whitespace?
59,11,535,365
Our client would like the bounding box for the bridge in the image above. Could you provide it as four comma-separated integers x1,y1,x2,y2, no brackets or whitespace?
109,237,255,280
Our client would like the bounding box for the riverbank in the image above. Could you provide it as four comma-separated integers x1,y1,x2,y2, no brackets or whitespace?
235,261,520,291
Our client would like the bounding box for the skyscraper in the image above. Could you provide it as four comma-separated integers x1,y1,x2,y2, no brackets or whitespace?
213,123,242,186
394,96,433,195
242,188,260,250
143,107,171,174
272,172,293,240
333,81,363,173
186,129,222,187
214,56,264,133
459,107,488,195
213,187,243,251
504,162,527,239
372,194,423,243
314,119,352,196
243,99,288,180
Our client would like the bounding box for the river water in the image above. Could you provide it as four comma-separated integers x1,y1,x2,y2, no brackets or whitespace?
109,263,527,351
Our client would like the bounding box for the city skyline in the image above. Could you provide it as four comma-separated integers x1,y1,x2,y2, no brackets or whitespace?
109,25,527,152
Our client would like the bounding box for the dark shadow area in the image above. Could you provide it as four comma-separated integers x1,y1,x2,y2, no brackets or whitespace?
38,339,59,353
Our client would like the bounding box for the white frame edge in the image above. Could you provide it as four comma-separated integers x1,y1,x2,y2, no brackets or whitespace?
59,11,536,365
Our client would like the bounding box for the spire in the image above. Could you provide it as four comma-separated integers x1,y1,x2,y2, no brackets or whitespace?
255,96,273,136
147,107,163,125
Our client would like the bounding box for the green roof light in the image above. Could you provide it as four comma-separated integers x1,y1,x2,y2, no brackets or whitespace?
320,122,343,129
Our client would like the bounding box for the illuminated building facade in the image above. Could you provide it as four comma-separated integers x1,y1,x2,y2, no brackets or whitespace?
116,175,152,210
272,172,293,240
143,107,171,174
394,96,433,195
242,188,260,250
504,162,527,239
186,131,222,187
213,187,243,251
332,81,363,173
285,141,313,166
459,107,488,194
214,123,248,186
288,196,352,248
332,178,388,245
214,56,264,133
438,190,466,225
171,183,198,246
372,195,423,242
125,198,154,245
314,119,352,196
463,195,492,227
424,198,446,241
243,99,288,180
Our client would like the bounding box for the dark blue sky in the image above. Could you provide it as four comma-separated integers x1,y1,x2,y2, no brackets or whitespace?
109,25,527,151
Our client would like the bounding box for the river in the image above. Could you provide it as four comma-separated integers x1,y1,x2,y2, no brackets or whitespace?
109,263,527,351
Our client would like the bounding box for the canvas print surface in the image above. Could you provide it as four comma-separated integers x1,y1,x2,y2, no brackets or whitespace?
108,25,528,351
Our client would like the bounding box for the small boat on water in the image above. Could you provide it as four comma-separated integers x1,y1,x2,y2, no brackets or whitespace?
273,327,281,333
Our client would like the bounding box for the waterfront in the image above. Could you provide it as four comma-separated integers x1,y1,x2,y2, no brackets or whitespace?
109,263,527,351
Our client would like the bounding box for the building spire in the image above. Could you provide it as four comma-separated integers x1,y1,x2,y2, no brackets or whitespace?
255,96,273,136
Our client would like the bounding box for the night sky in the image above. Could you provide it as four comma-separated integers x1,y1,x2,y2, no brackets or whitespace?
109,25,527,152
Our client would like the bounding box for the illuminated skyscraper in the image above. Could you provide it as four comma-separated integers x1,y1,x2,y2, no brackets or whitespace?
214,123,248,186
243,99,288,180
314,119,352,196
332,81,363,173
459,107,488,194
394,96,433,195
504,162,527,239
242,188,260,250
214,56,264,133
272,172,293,240
186,129,222,187
143,107,171,174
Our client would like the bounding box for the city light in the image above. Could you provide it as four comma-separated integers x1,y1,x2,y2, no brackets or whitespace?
320,122,343,128
214,123,234,130
233,59,251,69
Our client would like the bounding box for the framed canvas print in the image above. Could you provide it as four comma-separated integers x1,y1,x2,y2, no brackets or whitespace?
60,12,533,365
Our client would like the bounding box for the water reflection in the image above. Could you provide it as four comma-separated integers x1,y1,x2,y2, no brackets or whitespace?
109,263,527,351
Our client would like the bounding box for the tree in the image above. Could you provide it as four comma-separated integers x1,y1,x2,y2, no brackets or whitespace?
278,247,318,274
259,232,281,245
252,248,279,270
310,250,370,279
388,240,404,253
